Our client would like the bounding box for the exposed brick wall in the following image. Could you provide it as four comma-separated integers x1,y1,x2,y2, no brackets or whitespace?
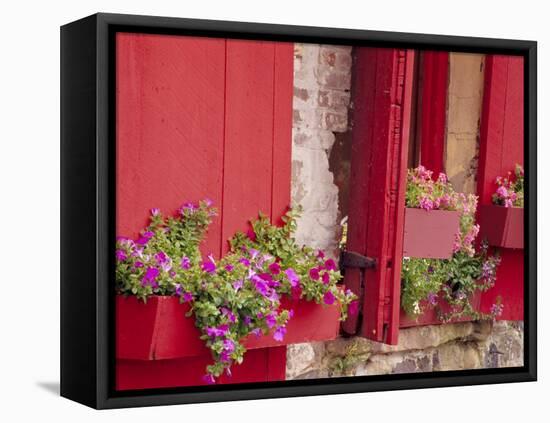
291,43,352,257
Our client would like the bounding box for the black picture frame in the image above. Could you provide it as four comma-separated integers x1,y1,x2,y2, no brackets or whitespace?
60,12,537,409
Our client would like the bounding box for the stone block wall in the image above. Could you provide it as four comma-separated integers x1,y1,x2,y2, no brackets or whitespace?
288,43,523,380
287,321,524,379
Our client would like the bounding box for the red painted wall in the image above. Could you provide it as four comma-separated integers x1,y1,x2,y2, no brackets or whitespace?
116,33,293,389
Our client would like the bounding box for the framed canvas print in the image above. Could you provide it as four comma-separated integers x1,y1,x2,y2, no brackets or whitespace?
60,12,537,409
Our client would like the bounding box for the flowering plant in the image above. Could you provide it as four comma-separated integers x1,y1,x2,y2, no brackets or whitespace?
492,164,524,208
401,166,501,320
115,201,356,383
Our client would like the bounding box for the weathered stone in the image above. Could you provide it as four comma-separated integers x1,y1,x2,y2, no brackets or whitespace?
369,322,476,353
444,52,485,195
286,342,326,380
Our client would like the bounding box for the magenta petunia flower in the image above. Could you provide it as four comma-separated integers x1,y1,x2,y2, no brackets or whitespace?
323,290,336,305
135,236,149,246
232,279,243,291
269,262,281,275
249,248,259,259
225,264,234,272
202,374,216,385
115,249,127,262
221,307,237,323
265,313,277,329
183,292,193,302
246,229,256,242
309,267,320,280
222,339,235,353
134,260,144,268
253,277,269,296
220,350,230,362
317,250,325,259
239,258,251,267
154,251,168,264
142,267,160,286
243,316,252,326
180,256,191,270
204,198,213,207
202,260,216,273
322,271,330,285
273,326,287,342
150,208,160,216
285,268,300,288
258,272,273,282
324,259,337,271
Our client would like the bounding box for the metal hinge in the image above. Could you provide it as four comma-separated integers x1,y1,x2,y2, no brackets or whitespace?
340,251,377,270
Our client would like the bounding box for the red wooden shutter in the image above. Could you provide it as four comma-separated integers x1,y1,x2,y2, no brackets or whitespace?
419,51,449,174
116,34,293,387
342,48,416,344
477,55,524,320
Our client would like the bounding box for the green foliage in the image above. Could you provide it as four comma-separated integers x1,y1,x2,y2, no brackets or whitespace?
115,202,356,382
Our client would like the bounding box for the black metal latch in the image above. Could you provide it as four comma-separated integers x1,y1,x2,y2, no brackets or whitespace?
340,251,377,269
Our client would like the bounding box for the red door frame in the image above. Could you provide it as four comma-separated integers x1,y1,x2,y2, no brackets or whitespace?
343,48,415,344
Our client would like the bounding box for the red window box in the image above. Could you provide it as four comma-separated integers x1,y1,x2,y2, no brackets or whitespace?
479,205,524,249
399,291,482,328
116,293,342,361
403,208,460,259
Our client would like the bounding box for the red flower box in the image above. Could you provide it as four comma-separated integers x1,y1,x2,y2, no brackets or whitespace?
116,293,342,360
399,291,482,327
479,205,523,249
403,208,460,259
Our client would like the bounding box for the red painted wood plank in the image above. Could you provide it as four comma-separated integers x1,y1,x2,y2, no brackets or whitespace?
116,33,226,257
477,55,524,321
266,346,288,381
221,40,276,253
271,43,294,224
343,48,414,344
419,51,449,175
116,348,277,390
